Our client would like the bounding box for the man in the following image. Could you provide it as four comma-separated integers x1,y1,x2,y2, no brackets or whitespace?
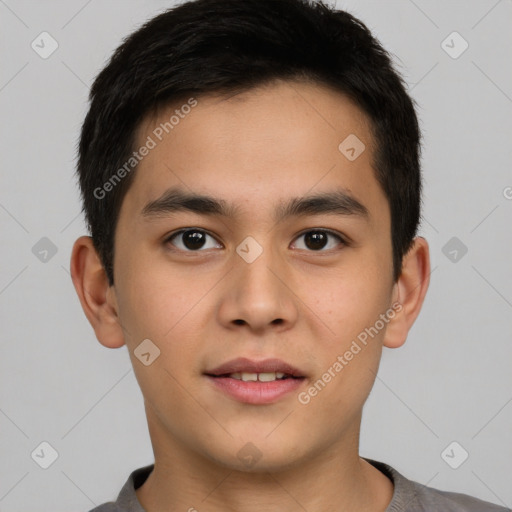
70,0,509,510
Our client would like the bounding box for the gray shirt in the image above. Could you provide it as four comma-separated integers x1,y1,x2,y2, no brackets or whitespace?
88,458,510,511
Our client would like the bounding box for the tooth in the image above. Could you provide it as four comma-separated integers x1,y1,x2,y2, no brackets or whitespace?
258,372,277,382
230,372,242,380
276,372,285,379
241,372,258,382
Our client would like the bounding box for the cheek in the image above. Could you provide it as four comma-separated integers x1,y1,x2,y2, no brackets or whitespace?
312,261,392,341
301,270,390,423
114,255,207,410
114,252,177,344
114,249,217,352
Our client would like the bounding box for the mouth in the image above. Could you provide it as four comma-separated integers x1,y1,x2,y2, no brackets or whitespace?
209,371,302,382
204,358,306,405
205,357,306,378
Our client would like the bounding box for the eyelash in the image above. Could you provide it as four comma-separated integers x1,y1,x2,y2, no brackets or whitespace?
164,228,348,253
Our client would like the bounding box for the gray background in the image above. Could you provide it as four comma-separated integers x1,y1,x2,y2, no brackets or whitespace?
1,0,511,510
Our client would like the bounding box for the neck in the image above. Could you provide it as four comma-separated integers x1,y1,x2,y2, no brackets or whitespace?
135,408,394,512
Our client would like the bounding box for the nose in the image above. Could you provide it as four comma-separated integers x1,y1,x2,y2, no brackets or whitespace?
216,244,299,334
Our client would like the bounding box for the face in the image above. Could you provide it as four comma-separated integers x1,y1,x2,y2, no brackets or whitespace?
111,80,397,471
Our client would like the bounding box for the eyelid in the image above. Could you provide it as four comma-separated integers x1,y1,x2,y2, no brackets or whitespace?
294,228,346,241
165,228,223,251
291,228,347,250
164,227,348,252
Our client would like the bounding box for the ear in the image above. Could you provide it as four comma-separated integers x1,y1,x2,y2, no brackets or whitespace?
383,236,430,349
70,236,126,348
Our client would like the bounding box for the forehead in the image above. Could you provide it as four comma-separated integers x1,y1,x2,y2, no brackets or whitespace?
123,80,388,226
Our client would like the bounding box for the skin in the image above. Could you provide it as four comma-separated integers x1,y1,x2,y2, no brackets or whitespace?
71,79,430,512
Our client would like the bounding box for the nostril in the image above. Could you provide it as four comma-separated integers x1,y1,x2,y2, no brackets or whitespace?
231,318,283,326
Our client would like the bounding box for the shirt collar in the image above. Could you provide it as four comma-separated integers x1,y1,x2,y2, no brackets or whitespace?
115,458,415,512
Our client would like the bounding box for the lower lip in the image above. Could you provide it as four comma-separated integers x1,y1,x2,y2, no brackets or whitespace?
205,375,305,404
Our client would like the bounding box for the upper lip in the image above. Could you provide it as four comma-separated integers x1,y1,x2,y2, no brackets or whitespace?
205,357,305,377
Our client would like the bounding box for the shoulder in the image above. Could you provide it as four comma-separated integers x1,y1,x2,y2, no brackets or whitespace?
410,481,510,511
363,458,510,512
87,504,124,512
85,464,154,512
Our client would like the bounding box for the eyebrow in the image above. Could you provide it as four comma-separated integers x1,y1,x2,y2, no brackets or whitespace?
141,186,369,223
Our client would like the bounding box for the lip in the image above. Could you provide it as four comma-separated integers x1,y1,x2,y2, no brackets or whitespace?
206,375,305,405
205,357,305,377
204,357,307,405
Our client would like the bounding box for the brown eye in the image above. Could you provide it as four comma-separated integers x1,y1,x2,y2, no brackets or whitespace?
168,229,222,251
292,230,345,251
304,231,328,250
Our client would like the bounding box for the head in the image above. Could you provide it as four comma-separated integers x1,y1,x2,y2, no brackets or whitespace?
71,0,429,472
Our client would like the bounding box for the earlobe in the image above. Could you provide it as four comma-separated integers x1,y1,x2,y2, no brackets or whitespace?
383,236,430,349
70,236,126,348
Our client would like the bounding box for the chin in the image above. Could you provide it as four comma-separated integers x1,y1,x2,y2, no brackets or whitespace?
201,431,310,474
215,450,306,474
